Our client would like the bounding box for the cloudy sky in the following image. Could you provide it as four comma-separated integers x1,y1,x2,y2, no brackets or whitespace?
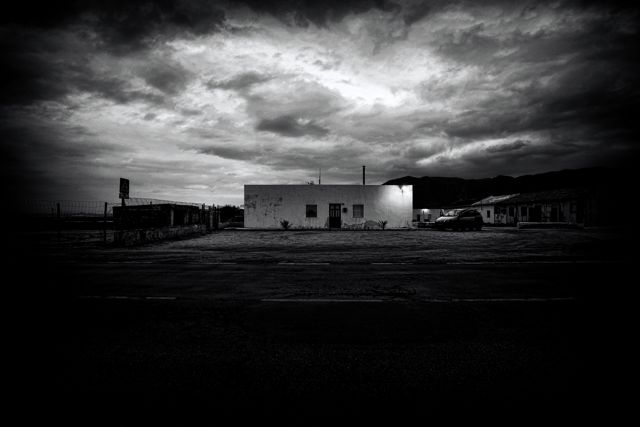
2,0,638,205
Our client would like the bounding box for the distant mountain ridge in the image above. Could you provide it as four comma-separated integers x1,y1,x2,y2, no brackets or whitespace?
384,167,628,208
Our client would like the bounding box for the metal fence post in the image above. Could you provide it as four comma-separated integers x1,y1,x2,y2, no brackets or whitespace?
56,202,61,241
103,202,108,244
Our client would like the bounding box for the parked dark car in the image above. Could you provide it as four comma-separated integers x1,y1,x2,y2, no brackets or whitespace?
434,208,483,231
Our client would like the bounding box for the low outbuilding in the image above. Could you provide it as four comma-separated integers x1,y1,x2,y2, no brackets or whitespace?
471,194,519,225
470,188,594,226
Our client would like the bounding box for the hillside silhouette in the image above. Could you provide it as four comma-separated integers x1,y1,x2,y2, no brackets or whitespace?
384,167,628,207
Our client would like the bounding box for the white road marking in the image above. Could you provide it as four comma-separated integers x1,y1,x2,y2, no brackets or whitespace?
79,295,176,300
371,262,414,265
277,262,330,265
107,261,154,264
446,260,608,265
198,262,237,265
78,295,573,303
424,297,576,303
261,297,575,303
261,298,383,303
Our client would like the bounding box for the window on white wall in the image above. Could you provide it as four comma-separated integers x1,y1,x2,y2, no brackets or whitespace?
306,204,317,218
486,210,491,218
353,204,364,218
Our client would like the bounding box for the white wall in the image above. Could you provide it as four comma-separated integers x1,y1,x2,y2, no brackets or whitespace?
475,205,495,224
244,185,413,229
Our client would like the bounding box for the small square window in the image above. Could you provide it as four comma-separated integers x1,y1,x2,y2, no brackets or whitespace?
306,204,317,218
353,204,364,218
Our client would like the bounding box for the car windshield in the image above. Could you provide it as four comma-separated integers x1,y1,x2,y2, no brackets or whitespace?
444,209,463,217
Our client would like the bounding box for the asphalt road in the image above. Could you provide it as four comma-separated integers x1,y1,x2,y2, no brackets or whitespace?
12,228,633,419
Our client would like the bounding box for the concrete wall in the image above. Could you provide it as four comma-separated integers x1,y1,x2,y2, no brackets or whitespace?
244,185,413,229
114,224,206,246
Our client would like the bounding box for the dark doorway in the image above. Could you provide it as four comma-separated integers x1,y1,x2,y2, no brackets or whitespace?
576,201,584,223
329,204,342,228
529,206,542,222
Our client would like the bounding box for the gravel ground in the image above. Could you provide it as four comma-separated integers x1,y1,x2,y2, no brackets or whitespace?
24,226,630,265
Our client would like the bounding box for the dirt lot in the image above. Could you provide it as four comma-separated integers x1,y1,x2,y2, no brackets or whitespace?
12,227,632,419
28,226,630,264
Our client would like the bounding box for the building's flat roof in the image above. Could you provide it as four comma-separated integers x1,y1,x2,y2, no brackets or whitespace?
470,188,590,206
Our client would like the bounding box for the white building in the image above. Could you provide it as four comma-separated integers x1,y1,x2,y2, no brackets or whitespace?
244,185,413,229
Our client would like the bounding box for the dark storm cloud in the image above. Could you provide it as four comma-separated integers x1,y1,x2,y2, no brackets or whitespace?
207,72,272,91
256,116,329,138
262,145,366,171
403,1,431,26
422,137,638,179
1,0,404,40
2,0,640,203
76,76,167,105
2,1,227,47
180,108,202,116
236,0,401,27
0,28,168,106
0,29,74,105
196,145,260,161
440,59,640,143
191,136,368,173
0,117,136,200
435,23,500,63
486,140,529,153
141,60,192,95
0,121,132,160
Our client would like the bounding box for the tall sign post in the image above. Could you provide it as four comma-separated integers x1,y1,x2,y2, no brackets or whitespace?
119,178,130,207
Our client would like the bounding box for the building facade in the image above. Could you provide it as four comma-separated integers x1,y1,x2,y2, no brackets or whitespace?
470,189,594,226
471,194,519,224
497,189,591,225
244,185,413,229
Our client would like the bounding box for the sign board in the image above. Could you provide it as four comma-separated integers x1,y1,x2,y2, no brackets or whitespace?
119,178,130,199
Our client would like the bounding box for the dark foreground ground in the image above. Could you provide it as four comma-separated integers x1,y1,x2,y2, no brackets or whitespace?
11,228,634,420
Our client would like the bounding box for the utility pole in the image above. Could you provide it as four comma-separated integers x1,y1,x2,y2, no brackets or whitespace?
362,165,366,186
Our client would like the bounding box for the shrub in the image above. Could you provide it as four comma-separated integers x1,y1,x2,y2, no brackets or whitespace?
377,220,388,230
218,204,243,223
280,219,291,230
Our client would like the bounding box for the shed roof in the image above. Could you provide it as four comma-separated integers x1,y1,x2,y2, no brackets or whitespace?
471,194,519,206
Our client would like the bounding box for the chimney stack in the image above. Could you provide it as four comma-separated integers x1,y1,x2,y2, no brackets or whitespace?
362,165,366,186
